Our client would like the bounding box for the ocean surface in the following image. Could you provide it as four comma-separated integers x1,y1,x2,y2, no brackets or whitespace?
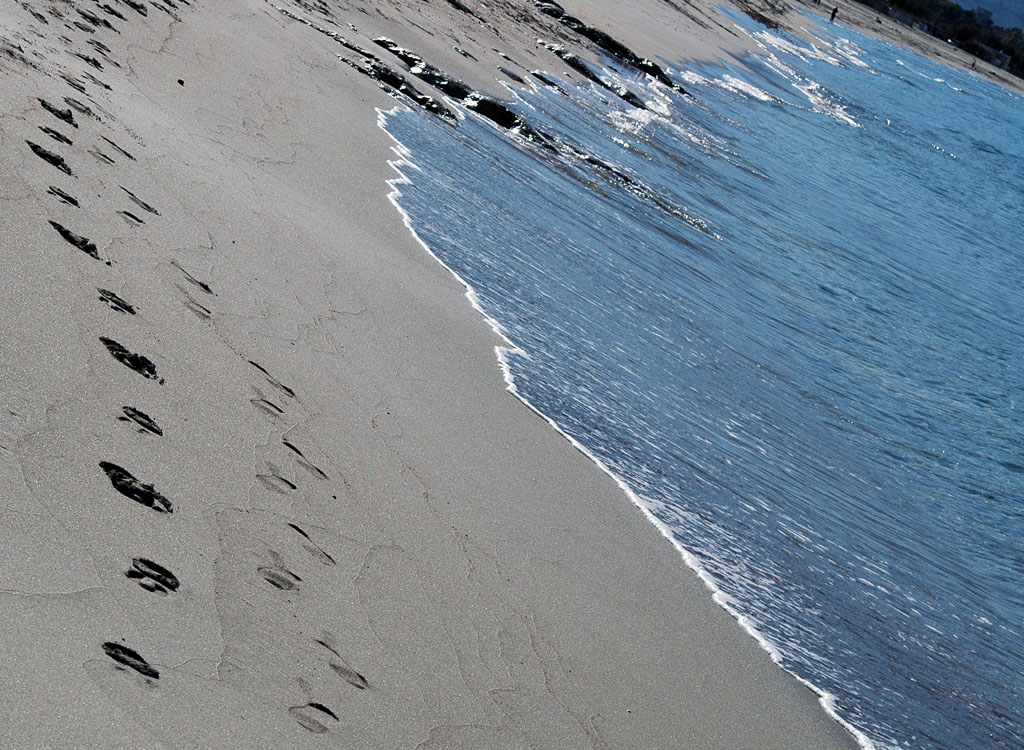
380,9,1023,748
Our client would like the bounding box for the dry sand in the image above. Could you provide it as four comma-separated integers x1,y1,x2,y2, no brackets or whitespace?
4,0,987,746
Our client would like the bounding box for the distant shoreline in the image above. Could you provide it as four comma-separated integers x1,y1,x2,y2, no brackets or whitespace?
779,0,1024,95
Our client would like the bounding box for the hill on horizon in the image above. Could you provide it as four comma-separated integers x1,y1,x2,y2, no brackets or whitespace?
955,0,1024,30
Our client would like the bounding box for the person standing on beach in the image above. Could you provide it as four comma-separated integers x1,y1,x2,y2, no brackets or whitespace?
830,6,839,22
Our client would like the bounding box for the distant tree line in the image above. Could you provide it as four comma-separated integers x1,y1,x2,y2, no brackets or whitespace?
855,0,1024,75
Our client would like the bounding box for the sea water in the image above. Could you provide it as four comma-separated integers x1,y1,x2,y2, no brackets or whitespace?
380,9,1023,748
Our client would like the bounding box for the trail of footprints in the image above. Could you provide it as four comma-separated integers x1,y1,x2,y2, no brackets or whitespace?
245,363,368,726
13,0,365,731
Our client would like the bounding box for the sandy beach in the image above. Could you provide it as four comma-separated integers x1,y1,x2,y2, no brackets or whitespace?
5,0,1005,747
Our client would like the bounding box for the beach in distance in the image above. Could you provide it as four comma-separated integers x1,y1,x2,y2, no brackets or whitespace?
2,0,1019,748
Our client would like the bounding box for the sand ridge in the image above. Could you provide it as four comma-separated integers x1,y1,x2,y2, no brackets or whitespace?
0,0,867,747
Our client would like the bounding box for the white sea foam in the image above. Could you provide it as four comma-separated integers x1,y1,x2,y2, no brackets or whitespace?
719,74,779,101
380,109,520,352
797,78,862,127
696,26,864,128
896,58,945,82
833,37,874,71
752,28,844,66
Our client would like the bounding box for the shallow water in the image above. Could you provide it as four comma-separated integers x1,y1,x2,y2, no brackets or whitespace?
382,9,1023,748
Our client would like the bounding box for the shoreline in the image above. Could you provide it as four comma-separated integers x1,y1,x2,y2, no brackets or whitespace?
0,0,899,746
375,9,1024,747
383,105,875,750
776,0,1024,95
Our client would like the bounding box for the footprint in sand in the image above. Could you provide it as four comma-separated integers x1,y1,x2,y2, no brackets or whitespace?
117,406,162,436
93,4,123,21
250,397,286,422
27,141,73,176
102,138,135,161
50,221,108,263
76,8,115,32
288,703,339,734
316,631,369,690
257,551,302,591
170,259,213,294
125,557,180,594
289,677,343,733
121,0,148,18
256,466,297,494
21,5,49,24
249,360,296,399
287,523,337,566
38,125,73,145
99,337,163,382
86,40,116,63
174,283,213,321
282,440,329,480
99,461,173,513
60,72,86,94
89,147,115,165
73,52,103,71
120,186,158,215
47,186,79,206
84,71,112,91
38,98,77,128
97,4,127,22
98,288,136,314
63,96,99,122
170,260,215,319
117,209,144,226
151,2,183,21
102,642,159,680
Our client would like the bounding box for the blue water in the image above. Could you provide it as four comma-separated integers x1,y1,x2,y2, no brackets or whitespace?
381,9,1023,748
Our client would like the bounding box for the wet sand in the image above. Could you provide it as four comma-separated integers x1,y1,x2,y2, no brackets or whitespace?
0,1,869,747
